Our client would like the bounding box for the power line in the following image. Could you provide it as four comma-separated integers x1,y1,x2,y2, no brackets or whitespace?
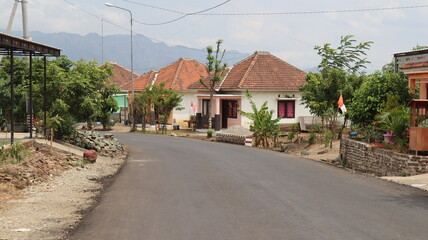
133,0,232,25
119,0,186,14
62,0,242,54
118,1,428,17
197,4,428,16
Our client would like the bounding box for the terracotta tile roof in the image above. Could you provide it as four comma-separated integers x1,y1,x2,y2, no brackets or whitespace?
106,62,140,90
187,68,230,90
122,58,208,91
122,70,157,90
189,51,306,91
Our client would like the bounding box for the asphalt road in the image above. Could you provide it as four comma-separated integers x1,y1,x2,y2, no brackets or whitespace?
69,133,428,240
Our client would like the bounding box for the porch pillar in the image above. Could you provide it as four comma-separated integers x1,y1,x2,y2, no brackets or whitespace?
195,97,202,128
409,78,416,95
214,98,220,131
420,82,427,99
196,98,202,113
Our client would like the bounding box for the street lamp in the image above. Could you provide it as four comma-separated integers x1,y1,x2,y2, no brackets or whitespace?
104,2,136,130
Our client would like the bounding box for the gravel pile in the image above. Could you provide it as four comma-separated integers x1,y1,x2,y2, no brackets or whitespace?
68,131,124,156
218,125,253,136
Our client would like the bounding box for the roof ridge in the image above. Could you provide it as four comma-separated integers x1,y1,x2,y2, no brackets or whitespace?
149,70,159,90
238,53,258,88
171,59,184,89
217,66,233,90
107,61,140,77
269,54,307,74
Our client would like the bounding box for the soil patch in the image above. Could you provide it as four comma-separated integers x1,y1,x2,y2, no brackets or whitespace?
0,141,127,240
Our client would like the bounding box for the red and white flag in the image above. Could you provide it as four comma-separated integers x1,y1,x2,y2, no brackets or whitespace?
337,93,347,113
190,102,196,112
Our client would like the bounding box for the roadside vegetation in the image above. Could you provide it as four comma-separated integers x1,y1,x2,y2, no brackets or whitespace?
0,56,118,140
300,35,412,152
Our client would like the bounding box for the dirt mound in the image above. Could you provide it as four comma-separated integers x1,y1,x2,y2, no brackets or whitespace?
0,143,84,201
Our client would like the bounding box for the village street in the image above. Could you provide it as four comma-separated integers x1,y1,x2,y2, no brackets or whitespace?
69,133,428,240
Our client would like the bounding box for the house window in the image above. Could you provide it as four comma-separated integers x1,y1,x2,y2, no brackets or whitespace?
278,100,295,118
202,99,210,116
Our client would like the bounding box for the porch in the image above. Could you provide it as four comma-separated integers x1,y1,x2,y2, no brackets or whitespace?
194,94,242,130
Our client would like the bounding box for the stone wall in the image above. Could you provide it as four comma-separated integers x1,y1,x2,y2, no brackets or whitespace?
215,133,246,145
340,138,428,176
68,131,124,156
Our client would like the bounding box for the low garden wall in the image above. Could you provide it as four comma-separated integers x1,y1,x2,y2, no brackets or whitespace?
340,138,428,176
216,133,247,145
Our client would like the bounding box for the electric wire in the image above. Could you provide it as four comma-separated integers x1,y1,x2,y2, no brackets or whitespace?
62,0,244,54
119,0,187,14
197,4,428,15
133,0,232,25
119,0,428,16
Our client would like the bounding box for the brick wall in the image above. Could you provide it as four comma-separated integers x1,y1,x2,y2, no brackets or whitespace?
340,138,428,176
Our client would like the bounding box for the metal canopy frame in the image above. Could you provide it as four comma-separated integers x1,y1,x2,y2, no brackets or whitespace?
0,33,61,143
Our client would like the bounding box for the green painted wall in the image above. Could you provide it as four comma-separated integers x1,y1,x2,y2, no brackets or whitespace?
113,93,128,113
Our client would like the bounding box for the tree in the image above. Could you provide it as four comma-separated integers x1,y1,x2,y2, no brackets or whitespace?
0,57,28,125
301,35,372,139
199,39,227,129
348,70,412,126
135,82,183,134
239,91,281,148
135,87,155,133
152,83,183,134
301,68,365,140
0,56,117,138
413,44,428,51
315,35,373,73
99,83,119,130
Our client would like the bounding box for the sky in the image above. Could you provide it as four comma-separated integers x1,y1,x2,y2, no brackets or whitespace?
1,0,428,72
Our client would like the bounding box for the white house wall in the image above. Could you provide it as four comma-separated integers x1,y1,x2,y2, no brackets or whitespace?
240,91,312,129
173,92,198,127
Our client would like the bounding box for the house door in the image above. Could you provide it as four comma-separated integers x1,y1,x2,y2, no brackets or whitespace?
221,100,229,128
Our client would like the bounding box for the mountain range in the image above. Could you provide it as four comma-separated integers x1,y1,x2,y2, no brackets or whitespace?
5,31,317,74
5,31,247,74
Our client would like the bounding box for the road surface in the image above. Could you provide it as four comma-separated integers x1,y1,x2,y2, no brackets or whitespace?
69,133,428,240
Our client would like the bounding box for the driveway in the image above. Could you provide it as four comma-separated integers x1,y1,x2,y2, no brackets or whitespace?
69,133,428,240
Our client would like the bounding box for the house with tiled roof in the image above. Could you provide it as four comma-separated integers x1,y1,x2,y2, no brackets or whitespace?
189,51,311,130
106,62,140,123
123,58,208,126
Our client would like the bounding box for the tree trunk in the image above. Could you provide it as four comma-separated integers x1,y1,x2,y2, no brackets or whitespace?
337,115,348,140
208,88,214,129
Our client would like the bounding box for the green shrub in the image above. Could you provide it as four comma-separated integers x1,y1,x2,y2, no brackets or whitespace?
287,131,296,142
0,146,6,162
324,129,333,148
207,129,215,138
308,132,317,144
9,142,29,162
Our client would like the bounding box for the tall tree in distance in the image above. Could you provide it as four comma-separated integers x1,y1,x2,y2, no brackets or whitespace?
315,35,373,73
301,35,372,140
199,39,227,129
